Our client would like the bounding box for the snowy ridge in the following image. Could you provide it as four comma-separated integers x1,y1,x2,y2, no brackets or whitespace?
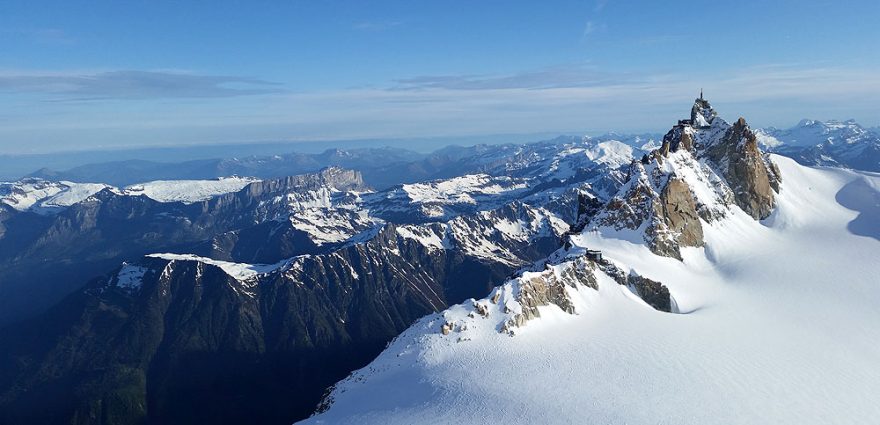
303,154,880,425
390,202,569,265
145,253,286,283
395,225,452,251
0,179,111,214
758,119,874,148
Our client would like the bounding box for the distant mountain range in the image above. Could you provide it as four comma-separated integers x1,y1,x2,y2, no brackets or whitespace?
19,134,657,190
11,119,878,194
756,119,880,172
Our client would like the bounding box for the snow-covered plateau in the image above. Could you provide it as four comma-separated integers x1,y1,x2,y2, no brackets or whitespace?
302,155,880,425
0,176,260,214
122,176,259,203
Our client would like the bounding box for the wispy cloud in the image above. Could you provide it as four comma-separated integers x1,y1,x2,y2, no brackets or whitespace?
0,70,283,100
580,18,607,42
393,64,638,91
583,21,598,38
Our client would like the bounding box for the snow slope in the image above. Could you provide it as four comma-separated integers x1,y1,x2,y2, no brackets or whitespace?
302,155,880,425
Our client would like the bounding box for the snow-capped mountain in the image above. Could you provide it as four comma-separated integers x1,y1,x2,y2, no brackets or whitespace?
303,99,880,425
757,119,880,171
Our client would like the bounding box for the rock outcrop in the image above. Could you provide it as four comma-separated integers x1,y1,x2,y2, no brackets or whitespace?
627,274,672,312
500,257,598,333
593,159,705,260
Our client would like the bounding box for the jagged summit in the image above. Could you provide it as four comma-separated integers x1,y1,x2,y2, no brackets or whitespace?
595,98,782,259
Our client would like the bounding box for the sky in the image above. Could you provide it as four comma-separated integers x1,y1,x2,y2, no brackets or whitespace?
1,0,878,154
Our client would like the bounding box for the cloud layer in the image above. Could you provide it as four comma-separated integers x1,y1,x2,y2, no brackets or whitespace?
1,63,878,154
0,70,282,100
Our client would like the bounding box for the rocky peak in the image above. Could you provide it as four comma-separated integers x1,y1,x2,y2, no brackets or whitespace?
650,98,781,221
691,96,717,128
590,97,785,259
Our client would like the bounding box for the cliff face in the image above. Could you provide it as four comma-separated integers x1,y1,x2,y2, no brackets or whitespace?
704,117,781,220
660,177,704,248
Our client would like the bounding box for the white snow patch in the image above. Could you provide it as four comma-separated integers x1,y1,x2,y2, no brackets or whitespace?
113,263,148,290
145,253,284,282
395,225,451,250
124,176,258,203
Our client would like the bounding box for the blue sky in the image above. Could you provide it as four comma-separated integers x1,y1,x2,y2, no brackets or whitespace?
1,0,878,154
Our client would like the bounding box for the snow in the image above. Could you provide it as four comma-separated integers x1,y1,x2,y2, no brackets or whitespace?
145,253,285,282
303,155,880,425
583,140,635,169
395,225,451,250
754,129,785,148
123,176,258,203
694,112,711,128
289,208,379,245
397,175,529,206
113,263,148,290
762,119,873,147
0,179,111,214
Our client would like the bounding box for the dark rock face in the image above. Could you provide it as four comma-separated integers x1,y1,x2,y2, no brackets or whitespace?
627,274,672,312
704,117,780,220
